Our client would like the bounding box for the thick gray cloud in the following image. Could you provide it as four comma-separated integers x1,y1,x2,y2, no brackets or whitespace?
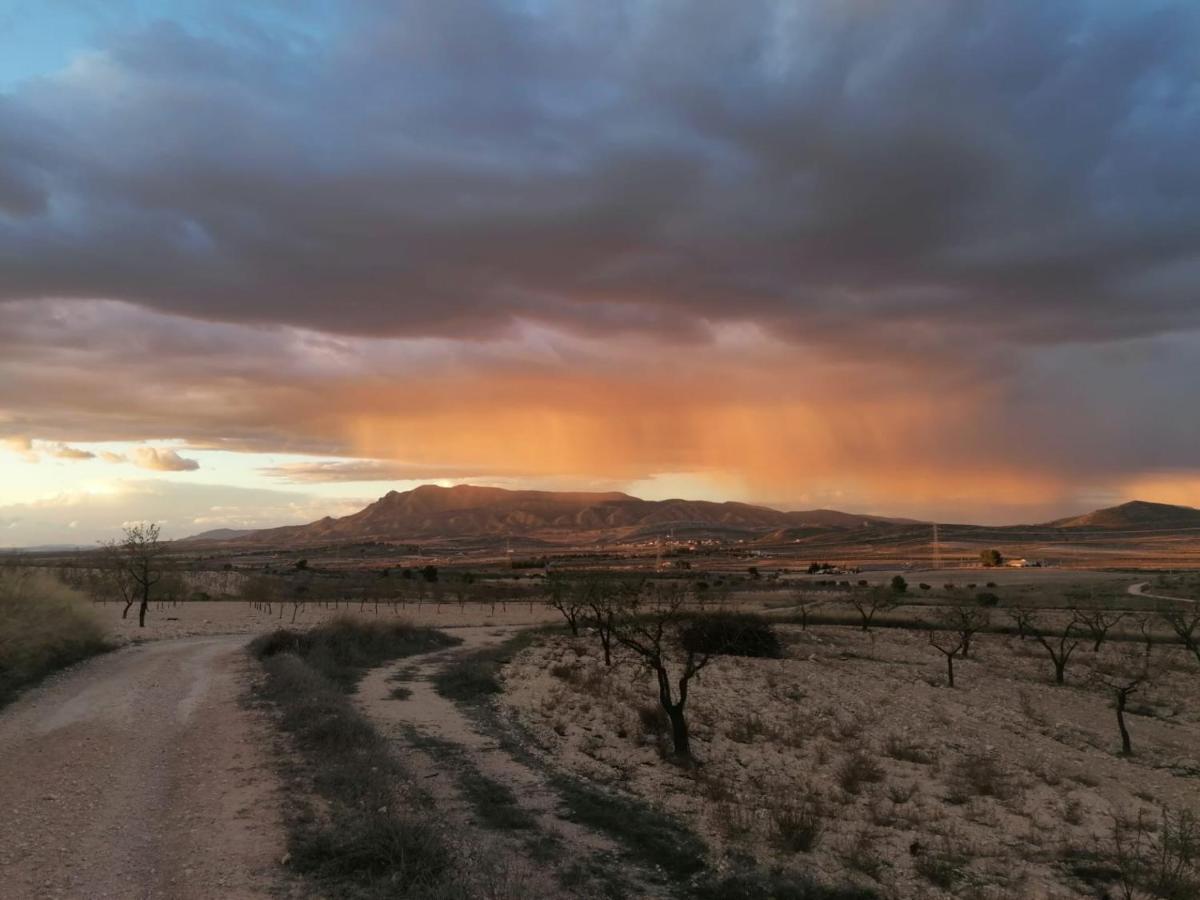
1,1,1197,346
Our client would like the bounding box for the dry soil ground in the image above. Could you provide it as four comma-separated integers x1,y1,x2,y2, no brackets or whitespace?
0,635,297,899
500,623,1200,899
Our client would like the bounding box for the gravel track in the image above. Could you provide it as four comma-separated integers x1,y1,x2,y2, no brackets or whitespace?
0,635,293,900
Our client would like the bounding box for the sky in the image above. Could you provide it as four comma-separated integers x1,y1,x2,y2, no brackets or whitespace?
2,1,1200,545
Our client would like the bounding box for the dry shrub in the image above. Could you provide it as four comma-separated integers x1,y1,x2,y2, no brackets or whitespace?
883,733,935,765
772,793,825,853
837,750,886,796
0,569,112,706
948,751,1015,802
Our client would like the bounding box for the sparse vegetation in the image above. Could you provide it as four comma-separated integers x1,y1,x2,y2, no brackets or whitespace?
252,619,462,898
0,568,113,707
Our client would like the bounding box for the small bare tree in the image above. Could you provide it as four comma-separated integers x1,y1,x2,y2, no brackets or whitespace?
1160,606,1200,666
790,590,825,630
611,584,708,762
1076,609,1127,652
548,577,586,636
581,576,638,666
1006,607,1036,641
942,604,990,658
848,587,901,632
927,626,965,687
100,523,164,628
1090,644,1156,756
1029,612,1083,685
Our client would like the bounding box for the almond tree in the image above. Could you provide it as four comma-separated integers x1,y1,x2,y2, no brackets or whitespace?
1090,644,1157,756
100,523,164,628
942,604,990,658
612,584,709,762
1076,609,1127,652
848,586,901,632
1160,606,1200,666
1030,611,1084,685
548,576,586,636
927,626,965,687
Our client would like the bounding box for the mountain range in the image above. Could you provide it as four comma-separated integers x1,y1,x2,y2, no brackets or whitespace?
181,485,1200,548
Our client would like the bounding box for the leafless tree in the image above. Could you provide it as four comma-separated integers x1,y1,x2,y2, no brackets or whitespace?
581,575,638,666
1076,609,1128,652
927,626,965,687
611,584,709,762
941,604,990,658
1029,611,1084,685
548,577,586,636
848,587,901,632
1090,644,1157,756
1006,607,1036,641
99,523,165,628
790,590,825,630
1159,606,1200,666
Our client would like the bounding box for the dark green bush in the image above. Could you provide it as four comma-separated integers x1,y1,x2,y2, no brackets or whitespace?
680,612,782,658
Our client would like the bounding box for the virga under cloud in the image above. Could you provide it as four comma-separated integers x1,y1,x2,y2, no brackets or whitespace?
1,1,1198,530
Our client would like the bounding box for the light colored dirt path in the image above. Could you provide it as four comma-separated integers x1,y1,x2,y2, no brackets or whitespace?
0,636,294,900
356,626,662,899
1128,581,1197,604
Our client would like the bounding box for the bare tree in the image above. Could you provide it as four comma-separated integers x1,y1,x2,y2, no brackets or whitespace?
941,604,990,658
790,590,825,630
848,587,901,632
548,577,586,636
927,626,965,687
1076,609,1128,652
100,523,164,627
581,575,637,666
1090,644,1157,756
1006,607,1036,641
1160,606,1200,666
611,584,709,762
1029,612,1084,685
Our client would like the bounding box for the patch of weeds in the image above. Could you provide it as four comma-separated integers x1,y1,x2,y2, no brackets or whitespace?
0,569,116,708
914,844,969,890
255,634,460,899
883,734,934,765
389,685,413,700
693,867,878,900
251,616,459,692
837,750,886,796
840,827,888,881
772,794,825,853
432,628,542,704
948,751,1015,800
550,773,708,880
458,769,539,832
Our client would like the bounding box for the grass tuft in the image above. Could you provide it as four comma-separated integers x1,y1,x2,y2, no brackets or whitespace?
0,569,114,707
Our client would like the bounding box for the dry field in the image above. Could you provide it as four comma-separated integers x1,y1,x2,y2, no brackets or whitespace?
91,597,565,643
499,622,1200,899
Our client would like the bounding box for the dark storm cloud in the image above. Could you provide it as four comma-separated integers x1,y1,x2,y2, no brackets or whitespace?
1,1,1197,346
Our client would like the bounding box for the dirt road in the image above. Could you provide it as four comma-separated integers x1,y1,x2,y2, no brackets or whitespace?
0,636,292,900
1127,581,1197,604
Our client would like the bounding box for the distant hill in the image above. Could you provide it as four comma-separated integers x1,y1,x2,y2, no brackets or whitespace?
186,528,257,542
180,483,915,547
1045,500,1200,530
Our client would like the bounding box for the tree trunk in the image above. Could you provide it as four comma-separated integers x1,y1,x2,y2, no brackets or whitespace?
1054,658,1066,685
122,600,133,620
946,655,955,688
1116,691,1132,755
665,703,690,759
